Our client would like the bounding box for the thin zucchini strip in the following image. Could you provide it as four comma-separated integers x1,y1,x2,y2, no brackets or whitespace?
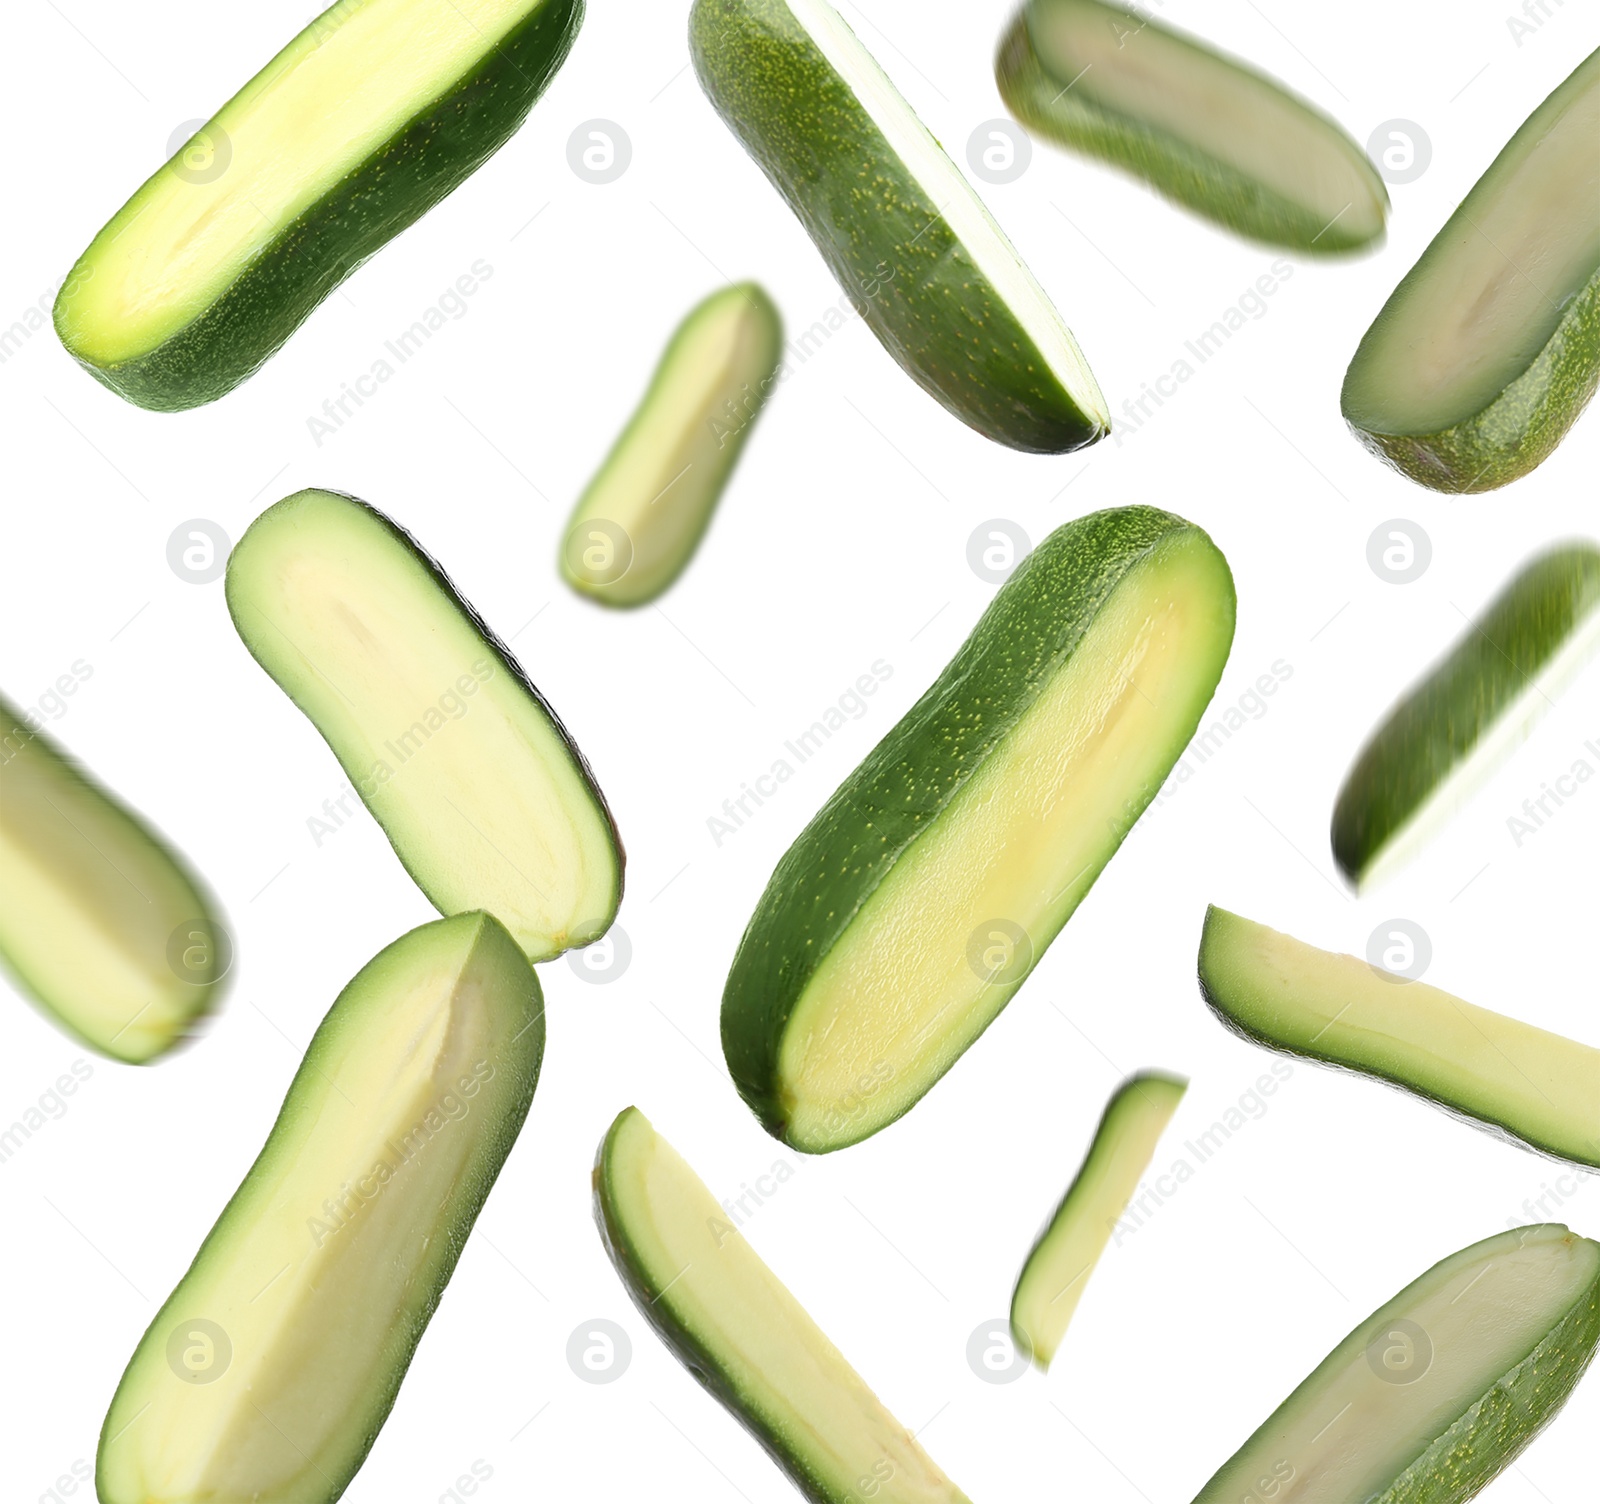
595,1107,972,1504
1011,1071,1186,1368
1199,906,1600,1169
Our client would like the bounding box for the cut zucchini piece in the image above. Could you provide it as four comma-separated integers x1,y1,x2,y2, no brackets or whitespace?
562,282,784,607
997,0,1386,254
54,0,583,411
226,488,621,961
98,912,544,1504
1011,1071,1186,1369
1342,48,1600,492
1192,1224,1600,1504
595,1107,972,1504
724,506,1235,1152
1332,542,1600,888
1199,906,1600,1169
0,694,226,1062
690,0,1108,453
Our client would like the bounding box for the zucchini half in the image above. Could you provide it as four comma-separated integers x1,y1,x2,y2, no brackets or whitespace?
724,506,1235,1152
690,0,1108,453
226,489,622,962
996,0,1386,254
98,912,543,1504
54,0,583,410
1342,47,1600,492
1193,1225,1600,1504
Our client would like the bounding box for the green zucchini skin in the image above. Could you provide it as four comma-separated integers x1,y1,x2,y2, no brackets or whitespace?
995,8,1385,255
54,0,583,412
1191,1226,1600,1504
689,0,1107,454
722,506,1234,1146
1341,48,1600,493
1347,273,1600,493
1331,544,1600,886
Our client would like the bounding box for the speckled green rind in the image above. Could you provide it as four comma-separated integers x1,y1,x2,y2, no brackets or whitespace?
1376,1267,1600,1504
1342,48,1600,492
722,507,1235,1150
689,0,1106,454
54,0,582,412
1346,268,1600,493
97,913,544,1504
995,9,1384,255
1190,1226,1600,1504
1331,544,1600,886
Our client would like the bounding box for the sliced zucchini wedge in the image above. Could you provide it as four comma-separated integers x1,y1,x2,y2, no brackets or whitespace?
724,506,1235,1152
997,0,1386,254
1011,1071,1186,1369
0,693,227,1062
226,488,622,961
1192,1225,1600,1504
595,1107,972,1504
54,0,583,411
1199,906,1600,1169
562,282,784,607
1342,47,1600,492
98,912,544,1504
690,0,1108,453
1332,542,1600,888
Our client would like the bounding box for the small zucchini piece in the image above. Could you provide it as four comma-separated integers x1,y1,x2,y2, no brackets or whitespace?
1199,906,1600,1169
226,488,622,961
54,0,583,411
595,1107,973,1504
562,282,783,607
690,0,1108,453
1342,47,1600,492
0,694,227,1062
1011,1071,1186,1369
98,912,544,1504
724,506,1235,1153
997,0,1386,255
1331,543,1600,888
1192,1224,1600,1504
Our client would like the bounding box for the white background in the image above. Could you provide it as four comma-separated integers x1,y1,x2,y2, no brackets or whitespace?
3,0,1599,1497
